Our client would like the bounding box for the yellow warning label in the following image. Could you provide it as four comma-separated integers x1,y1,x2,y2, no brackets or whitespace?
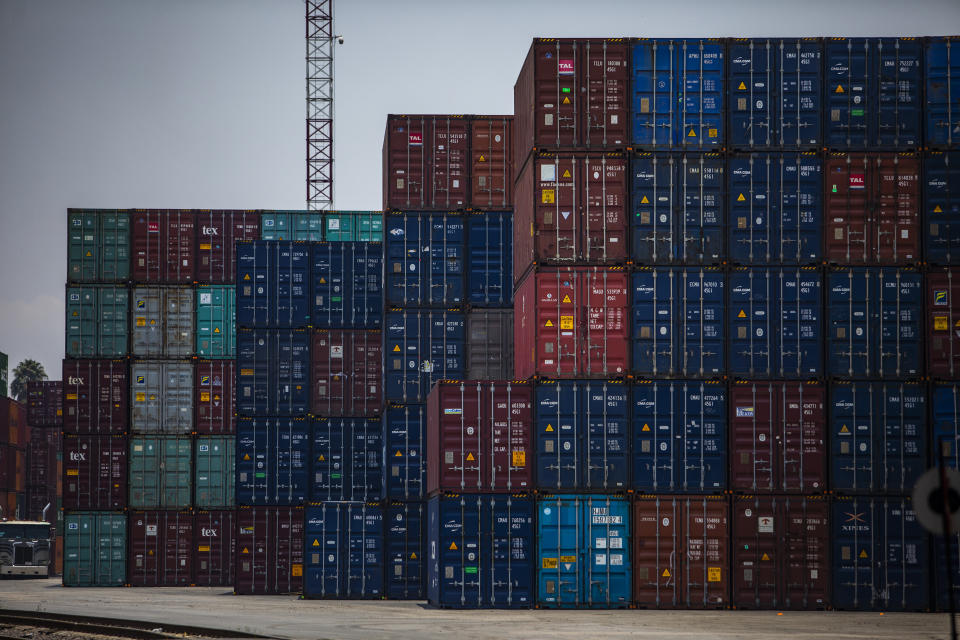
836,84,844,94
395,450,403,457
641,195,650,204
66,394,78,401
242,547,250,554
738,309,747,319
560,315,574,330
198,545,211,552
312,539,320,547
562,169,571,178
738,81,747,90
410,552,417,559
512,450,526,467
761,553,770,561
450,542,458,550
662,568,671,577
542,189,556,204
859,549,868,559
200,243,212,251
243,454,251,461
562,96,571,104
240,368,254,376
737,193,746,202
708,128,718,138
560,556,576,563
292,564,302,577
136,317,146,327
936,316,949,331
642,423,650,432
840,425,850,433
136,392,145,402
545,319,554,327
319,277,326,284
213,327,220,333
688,128,697,137
86,250,92,257
67,469,79,476
935,205,943,213
466,452,475,461
200,392,210,402
546,424,554,432
479,155,485,162
542,557,558,569
708,567,722,582
562,294,571,304
393,345,401,352
243,273,251,280
318,454,325,461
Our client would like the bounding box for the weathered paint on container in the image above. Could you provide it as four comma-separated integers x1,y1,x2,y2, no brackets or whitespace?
128,510,193,586
312,242,383,329
928,269,960,378
383,404,425,500
471,116,513,209
303,501,384,599
27,380,62,427
130,361,193,434
259,211,323,241
128,436,192,509
194,210,260,284
384,310,465,403
467,211,512,307
236,329,311,416
465,309,514,380
194,360,235,435
193,510,235,587
131,210,195,283
310,330,382,417
67,209,130,283
323,211,383,242
26,428,59,519
235,506,303,594
196,286,235,358
236,417,309,506
924,151,960,265
195,436,234,508
311,417,382,501
131,286,194,357
236,241,311,329
926,37,960,147
62,359,128,435
383,115,470,211
63,434,126,510
63,512,126,586
65,286,129,358
385,212,464,307
385,500,424,599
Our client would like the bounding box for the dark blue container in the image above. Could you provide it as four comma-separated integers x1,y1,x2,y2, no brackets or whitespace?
427,493,534,608
826,268,923,378
311,417,382,501
384,310,465,403
311,242,383,329
236,241,310,328
830,381,927,495
823,38,922,149
303,501,384,599
631,39,724,148
236,417,310,506
632,380,727,492
236,328,310,415
728,267,822,378
385,212,464,307
727,153,822,264
383,404,425,500
933,383,960,467
630,153,724,264
924,151,960,265
925,37,960,147
727,39,822,149
935,535,960,612
534,380,629,492
631,268,725,377
831,496,929,611
466,211,512,307
385,501,424,599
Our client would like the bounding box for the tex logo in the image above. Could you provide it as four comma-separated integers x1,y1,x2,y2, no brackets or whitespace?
408,132,423,146
935,290,949,306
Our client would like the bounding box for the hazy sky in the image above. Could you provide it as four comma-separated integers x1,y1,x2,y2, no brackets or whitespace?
1,0,958,380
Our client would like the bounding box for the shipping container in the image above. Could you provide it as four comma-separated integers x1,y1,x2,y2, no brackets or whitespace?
631,39,724,149
823,38,922,149
631,268,725,377
926,37,960,147
470,116,513,209
236,241,311,328
67,209,130,283
312,242,383,328
934,384,960,470
311,330,382,417
194,210,259,284
832,496,928,611
26,428,59,518
385,500,424,599
383,115,470,211
732,495,829,610
928,269,960,378
65,286,128,358
259,211,323,241
384,309,465,403
827,267,923,377
26,380,62,427
236,329,311,415
385,212,464,307
311,417,382,501
128,436,192,510
194,360,235,435
0,397,27,447
830,381,927,495
537,494,630,608
632,495,729,609
62,359,128,434
236,417,309,506
465,309,514,380
131,210,195,283
63,434,126,510
935,534,960,612
235,506,303,594
0,443,12,491
727,153,822,264
196,286,235,357
130,361,193,434
130,286,193,357
823,153,921,265
427,493,535,608
427,381,533,494
128,510,193,586
195,436,235,508
466,211,512,307
323,211,383,242
535,380,629,492
193,510,235,587
303,501,384,599
924,151,960,265
632,380,727,493
63,512,126,587
383,404,425,500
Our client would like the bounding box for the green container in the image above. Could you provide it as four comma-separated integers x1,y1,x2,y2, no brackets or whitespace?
129,436,192,509
196,286,235,358
65,285,129,357
323,211,384,241
67,209,130,282
260,211,323,241
63,512,126,586
195,436,235,508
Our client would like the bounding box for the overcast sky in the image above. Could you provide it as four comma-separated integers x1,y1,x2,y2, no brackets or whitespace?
1,0,958,381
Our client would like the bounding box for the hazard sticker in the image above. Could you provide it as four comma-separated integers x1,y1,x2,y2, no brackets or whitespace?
291,564,303,577
542,557,558,569
758,516,774,533
512,450,526,467
560,316,574,330
708,567,722,582
542,189,555,204
936,316,949,331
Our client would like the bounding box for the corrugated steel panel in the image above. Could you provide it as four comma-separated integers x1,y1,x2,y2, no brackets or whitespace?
131,286,194,358
924,151,960,265
933,383,960,471
130,361,193,434
63,512,126,587
471,116,513,209
385,500,424,599
236,417,309,506
196,286,235,358
465,309,514,380
312,242,383,329
311,418,382,501
128,510,193,586
383,404,425,500
194,360,235,435
236,329,310,416
928,268,960,377
65,286,128,358
384,310,465,404
193,510,235,587
236,241,311,329
467,211,512,307
310,330,382,417
128,436,192,510
385,212,464,307
235,506,303,594
926,37,960,147
259,211,323,241
63,434,126,510
26,380,62,427
303,501,384,599
67,209,130,283
131,210,195,283
62,359,128,435
383,115,470,211
194,210,259,284
195,436,235,509
323,211,383,242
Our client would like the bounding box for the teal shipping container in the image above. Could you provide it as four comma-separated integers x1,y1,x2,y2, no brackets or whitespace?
196,285,236,358
131,286,194,358
67,209,131,282
260,211,324,241
130,361,193,434
65,286,129,357
129,436,193,509
324,211,384,242
63,512,126,586
195,436,235,508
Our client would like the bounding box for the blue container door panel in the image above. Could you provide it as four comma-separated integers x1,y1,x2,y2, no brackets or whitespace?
631,270,679,375
779,40,822,147
304,503,383,599
584,383,629,491
679,41,724,148
934,384,960,468
924,152,960,264
926,39,960,147
385,213,464,307
311,418,383,501
237,330,310,415
680,269,725,376
631,41,676,147
467,212,512,307
383,405,425,499
236,418,309,506
583,497,631,607
779,268,822,376
385,502,424,599
536,383,580,490
304,504,342,597
537,497,582,607
345,505,384,598
236,242,310,328
312,243,383,329
631,155,676,263
385,311,465,404
728,269,773,376
310,418,345,499
728,41,775,149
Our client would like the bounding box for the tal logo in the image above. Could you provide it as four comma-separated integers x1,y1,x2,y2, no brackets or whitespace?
68,376,84,385
408,132,423,146
201,528,218,537
201,226,219,236
849,174,865,189
558,59,575,75
147,221,160,233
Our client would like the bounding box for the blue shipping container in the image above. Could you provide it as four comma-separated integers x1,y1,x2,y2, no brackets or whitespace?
933,383,960,466
728,267,822,378
427,493,534,609
236,417,310,506
236,241,311,328
259,211,324,241
304,501,384,599
534,380,629,492
385,212,464,307
236,329,310,415
466,211,512,307
384,310,465,403
385,501,424,599
832,497,929,611
826,268,923,378
924,151,960,265
727,153,822,264
311,417,382,501
311,242,383,329
383,404,426,499
925,37,960,147
632,380,727,493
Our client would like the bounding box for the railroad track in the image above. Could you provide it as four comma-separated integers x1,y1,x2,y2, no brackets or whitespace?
0,610,272,639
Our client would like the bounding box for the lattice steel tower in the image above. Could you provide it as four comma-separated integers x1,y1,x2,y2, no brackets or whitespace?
306,0,335,210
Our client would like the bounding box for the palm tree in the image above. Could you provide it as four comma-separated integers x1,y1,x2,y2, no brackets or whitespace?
10,359,46,401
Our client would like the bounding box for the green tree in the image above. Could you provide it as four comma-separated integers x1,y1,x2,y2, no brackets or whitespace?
10,359,46,401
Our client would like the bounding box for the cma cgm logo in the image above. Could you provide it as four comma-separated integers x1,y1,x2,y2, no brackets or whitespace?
201,528,218,537
201,226,219,236
408,132,423,146
70,451,86,461
68,376,84,385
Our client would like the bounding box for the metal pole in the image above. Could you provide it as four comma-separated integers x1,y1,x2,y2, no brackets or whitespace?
939,434,958,640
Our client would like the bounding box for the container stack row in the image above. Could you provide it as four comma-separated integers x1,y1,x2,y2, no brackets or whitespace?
0,397,28,519
25,380,63,575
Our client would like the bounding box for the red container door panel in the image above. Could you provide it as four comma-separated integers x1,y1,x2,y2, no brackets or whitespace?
62,435,126,510
470,117,513,209
825,155,871,263
384,117,428,210
236,507,303,595
129,512,193,586
683,498,729,609
132,211,195,283
633,497,680,608
732,496,780,609
929,270,960,378
513,161,534,284
874,156,920,264
486,383,533,492
533,41,580,148
429,118,469,210
534,156,579,263
782,499,829,610
783,385,826,493
63,360,128,435
583,155,628,263
194,510,235,587
428,383,484,493
196,211,260,284
311,331,382,417
582,42,629,148
535,270,580,377
195,361,235,435
583,269,629,376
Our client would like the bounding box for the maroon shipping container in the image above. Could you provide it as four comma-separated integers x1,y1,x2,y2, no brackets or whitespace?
732,495,830,610
194,510,236,587
513,39,630,171
729,382,826,494
471,116,513,209
0,397,28,447
383,115,470,211
128,511,193,587
426,380,533,494
131,209,196,283
633,495,730,609
195,360,235,434
26,428,59,519
0,443,12,491
63,434,126,510
194,210,260,284
514,267,629,379
26,381,62,427
310,330,382,417
62,359,128,435
514,152,628,281
928,269,960,378
823,153,920,265
235,506,303,595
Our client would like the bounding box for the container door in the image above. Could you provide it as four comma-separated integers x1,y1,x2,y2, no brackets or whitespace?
584,496,630,607
733,496,780,608
779,40,822,148
304,505,340,597
681,382,727,492
486,382,532,492
582,155,627,263
779,268,822,377
386,502,424,599
929,270,960,377
346,504,383,598
384,405,424,499
878,382,926,494
467,212,512,307
684,497,728,608
924,152,960,264
488,495,535,608
729,269,773,376
538,496,582,606
631,154,676,264
583,381,628,491
728,40,773,149
534,156,579,263
727,155,775,264
827,269,870,376
582,270,628,376
926,39,960,146
680,269,725,376
632,497,679,607
536,382,579,490
631,270,679,376
830,383,874,492
781,383,826,493
782,497,830,610
631,40,676,147
677,41,724,148
632,381,681,491
536,271,579,377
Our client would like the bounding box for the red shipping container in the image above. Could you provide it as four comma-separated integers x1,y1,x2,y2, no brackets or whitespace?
426,380,533,494
26,428,59,519
62,434,126,510
128,511,193,586
194,510,236,587
0,443,12,492
131,209,195,283
26,381,63,427
928,269,960,378
633,495,729,609
62,359,128,434
310,330,382,417
383,115,470,211
0,397,27,446
823,153,920,265
235,506,303,595
470,116,513,209
194,210,260,284
195,360,235,434
732,495,830,610
513,39,630,171
514,267,629,379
